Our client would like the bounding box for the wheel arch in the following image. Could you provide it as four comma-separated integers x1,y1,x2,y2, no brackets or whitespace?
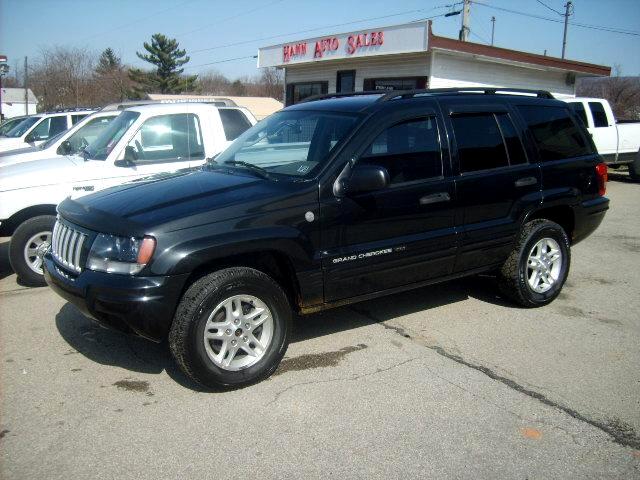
0,204,57,237
524,205,576,243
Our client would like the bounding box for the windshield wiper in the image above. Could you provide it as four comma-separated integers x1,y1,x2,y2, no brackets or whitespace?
223,160,273,180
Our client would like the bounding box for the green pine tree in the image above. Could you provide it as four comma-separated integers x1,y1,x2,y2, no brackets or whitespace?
96,48,122,75
128,33,197,96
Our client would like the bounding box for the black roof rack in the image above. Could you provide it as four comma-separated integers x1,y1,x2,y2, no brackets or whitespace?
42,107,97,114
299,87,554,104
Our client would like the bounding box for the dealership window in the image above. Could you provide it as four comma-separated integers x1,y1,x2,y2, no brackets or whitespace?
360,116,442,184
286,82,328,105
337,70,356,93
363,77,427,91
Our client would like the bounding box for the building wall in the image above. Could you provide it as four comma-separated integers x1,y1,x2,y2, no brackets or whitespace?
285,53,430,93
430,51,576,97
1,102,37,118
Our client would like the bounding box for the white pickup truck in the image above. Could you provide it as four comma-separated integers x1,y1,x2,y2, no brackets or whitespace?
565,97,640,180
0,102,256,285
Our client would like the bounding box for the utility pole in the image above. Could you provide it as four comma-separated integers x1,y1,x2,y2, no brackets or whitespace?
458,0,471,42
491,16,496,46
561,1,573,59
24,56,28,115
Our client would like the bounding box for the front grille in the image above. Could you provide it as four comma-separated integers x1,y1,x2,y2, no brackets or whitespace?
51,220,88,273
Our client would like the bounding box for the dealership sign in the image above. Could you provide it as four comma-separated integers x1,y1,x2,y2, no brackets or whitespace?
258,22,429,68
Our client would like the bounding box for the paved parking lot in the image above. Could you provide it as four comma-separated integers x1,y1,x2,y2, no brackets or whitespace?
1,175,639,479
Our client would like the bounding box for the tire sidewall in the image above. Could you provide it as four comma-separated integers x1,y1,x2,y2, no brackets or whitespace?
9,215,56,287
517,223,570,305
185,274,291,387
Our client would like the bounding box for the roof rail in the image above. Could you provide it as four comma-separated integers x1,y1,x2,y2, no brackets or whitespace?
379,87,555,101
298,87,554,104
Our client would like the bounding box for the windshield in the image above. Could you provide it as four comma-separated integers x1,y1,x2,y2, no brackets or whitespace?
83,111,139,160
40,131,66,149
4,116,41,138
0,117,28,136
214,110,360,177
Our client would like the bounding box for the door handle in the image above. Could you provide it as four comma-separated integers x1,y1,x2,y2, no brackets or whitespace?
420,192,451,205
515,176,538,187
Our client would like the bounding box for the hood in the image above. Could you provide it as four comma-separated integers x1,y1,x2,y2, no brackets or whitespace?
0,147,51,167
0,137,28,153
59,168,294,234
0,156,81,192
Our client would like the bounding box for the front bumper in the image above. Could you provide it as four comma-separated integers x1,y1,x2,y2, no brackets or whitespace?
572,196,609,245
43,252,190,342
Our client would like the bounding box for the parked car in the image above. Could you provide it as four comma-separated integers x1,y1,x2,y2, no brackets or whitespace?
565,97,640,180
0,102,256,285
41,88,609,389
0,111,119,167
0,115,30,136
0,108,96,153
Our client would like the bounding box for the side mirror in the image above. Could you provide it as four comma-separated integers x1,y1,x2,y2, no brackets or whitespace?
335,164,389,197
114,146,138,167
57,140,73,155
25,132,35,143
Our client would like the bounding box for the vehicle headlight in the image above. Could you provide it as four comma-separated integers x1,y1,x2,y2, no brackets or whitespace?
86,234,156,275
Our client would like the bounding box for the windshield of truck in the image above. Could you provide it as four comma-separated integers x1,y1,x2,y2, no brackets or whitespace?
0,117,28,136
83,111,139,160
46,114,118,152
214,110,360,177
4,116,41,137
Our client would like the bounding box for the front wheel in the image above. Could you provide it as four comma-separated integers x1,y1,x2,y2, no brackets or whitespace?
169,267,292,389
8,215,56,287
498,219,571,307
628,152,640,182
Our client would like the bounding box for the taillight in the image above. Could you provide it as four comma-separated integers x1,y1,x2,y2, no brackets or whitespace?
595,162,608,196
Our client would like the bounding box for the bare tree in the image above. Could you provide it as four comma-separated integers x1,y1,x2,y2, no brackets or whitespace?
577,66,640,120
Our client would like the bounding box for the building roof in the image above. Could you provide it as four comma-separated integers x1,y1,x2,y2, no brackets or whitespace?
146,94,283,120
426,21,610,77
1,88,38,104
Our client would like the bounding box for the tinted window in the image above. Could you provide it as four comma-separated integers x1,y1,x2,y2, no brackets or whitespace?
360,117,442,184
496,113,527,165
219,109,252,141
589,102,608,128
49,116,68,137
126,113,204,164
452,113,509,173
568,102,588,126
518,105,592,161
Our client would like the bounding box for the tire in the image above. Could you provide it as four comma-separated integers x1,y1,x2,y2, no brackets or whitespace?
498,219,571,308
169,267,292,389
628,152,640,182
8,215,56,287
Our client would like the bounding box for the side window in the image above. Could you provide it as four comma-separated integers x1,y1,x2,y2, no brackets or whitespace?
588,102,609,128
219,109,252,141
451,113,509,173
495,113,527,165
360,117,442,184
517,105,592,161
29,118,51,140
71,114,88,125
126,113,204,164
568,102,588,126
49,116,68,137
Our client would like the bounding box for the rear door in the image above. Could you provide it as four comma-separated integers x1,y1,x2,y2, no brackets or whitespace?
442,101,542,272
321,106,457,301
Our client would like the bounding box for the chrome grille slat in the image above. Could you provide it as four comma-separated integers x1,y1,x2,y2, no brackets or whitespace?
51,220,88,273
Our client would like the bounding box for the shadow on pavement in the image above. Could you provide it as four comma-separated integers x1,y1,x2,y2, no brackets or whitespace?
0,240,13,280
55,274,511,391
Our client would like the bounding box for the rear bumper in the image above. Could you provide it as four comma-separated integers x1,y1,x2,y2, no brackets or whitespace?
43,252,189,342
572,196,609,245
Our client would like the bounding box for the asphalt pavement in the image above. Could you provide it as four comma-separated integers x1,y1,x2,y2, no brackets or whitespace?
1,174,639,479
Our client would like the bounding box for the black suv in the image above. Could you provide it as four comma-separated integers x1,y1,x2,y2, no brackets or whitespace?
43,88,609,389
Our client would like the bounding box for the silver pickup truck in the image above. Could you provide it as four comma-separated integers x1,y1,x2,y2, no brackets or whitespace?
565,97,640,181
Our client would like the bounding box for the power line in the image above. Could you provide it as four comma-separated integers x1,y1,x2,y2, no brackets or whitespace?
184,55,259,71
535,0,564,16
190,5,459,55
469,29,490,45
472,1,640,37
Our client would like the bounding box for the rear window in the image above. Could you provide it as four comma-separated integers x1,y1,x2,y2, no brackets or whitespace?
588,102,608,128
517,105,592,161
568,102,588,126
219,109,252,141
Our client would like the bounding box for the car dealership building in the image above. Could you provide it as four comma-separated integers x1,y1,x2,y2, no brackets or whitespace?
258,20,610,105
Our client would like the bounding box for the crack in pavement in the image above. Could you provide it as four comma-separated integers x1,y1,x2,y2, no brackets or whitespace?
349,306,640,450
266,357,420,407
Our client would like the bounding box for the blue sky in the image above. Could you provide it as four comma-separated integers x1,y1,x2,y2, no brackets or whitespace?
1,0,639,79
